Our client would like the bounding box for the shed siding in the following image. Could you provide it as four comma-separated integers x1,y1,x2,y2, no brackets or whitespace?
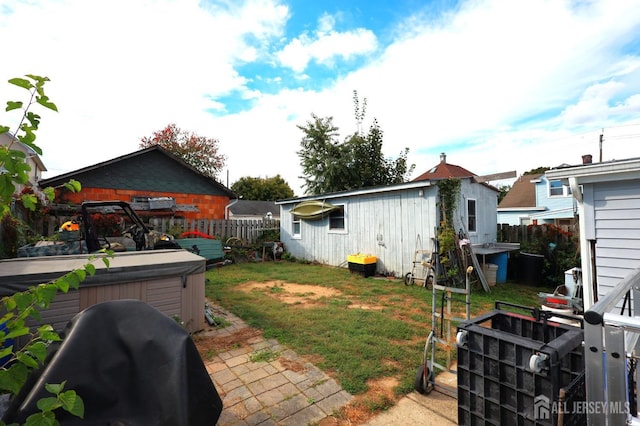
593,179,640,299
281,188,439,276
460,179,498,245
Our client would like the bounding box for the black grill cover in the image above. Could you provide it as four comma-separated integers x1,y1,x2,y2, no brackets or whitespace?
3,300,222,425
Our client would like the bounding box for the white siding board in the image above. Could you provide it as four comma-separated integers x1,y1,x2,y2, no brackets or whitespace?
596,208,640,220
592,179,640,299
596,239,640,250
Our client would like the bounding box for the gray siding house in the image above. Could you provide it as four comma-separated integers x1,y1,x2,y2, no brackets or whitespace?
546,156,640,310
277,154,499,277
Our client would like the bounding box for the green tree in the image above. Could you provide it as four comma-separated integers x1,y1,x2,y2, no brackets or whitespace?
498,184,511,203
140,123,226,180
231,175,294,201
524,166,550,175
297,92,415,195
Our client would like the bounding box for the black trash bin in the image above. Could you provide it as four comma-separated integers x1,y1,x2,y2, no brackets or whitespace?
519,252,544,286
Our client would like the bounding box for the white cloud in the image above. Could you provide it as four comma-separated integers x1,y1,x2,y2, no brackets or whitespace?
2,0,640,197
277,12,377,73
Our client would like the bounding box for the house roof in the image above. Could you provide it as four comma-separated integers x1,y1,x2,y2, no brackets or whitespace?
498,173,543,209
412,153,476,181
39,145,236,197
230,200,279,217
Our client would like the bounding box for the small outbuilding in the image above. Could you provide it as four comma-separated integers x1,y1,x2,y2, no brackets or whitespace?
277,153,500,277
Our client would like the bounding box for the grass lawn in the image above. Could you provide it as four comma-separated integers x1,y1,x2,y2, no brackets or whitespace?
205,261,542,402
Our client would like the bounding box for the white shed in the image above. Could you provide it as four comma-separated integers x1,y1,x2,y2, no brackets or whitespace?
546,156,640,310
277,155,499,277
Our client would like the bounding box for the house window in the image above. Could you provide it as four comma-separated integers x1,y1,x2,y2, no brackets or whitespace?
467,199,477,233
329,206,345,231
292,215,301,238
549,179,570,197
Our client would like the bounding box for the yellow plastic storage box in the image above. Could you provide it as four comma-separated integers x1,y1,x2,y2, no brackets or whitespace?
347,254,377,277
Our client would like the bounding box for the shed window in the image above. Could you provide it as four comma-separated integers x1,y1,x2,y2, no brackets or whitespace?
467,199,477,233
329,206,345,231
292,214,301,238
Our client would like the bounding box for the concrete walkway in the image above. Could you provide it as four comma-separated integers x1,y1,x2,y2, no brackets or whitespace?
363,391,457,425
201,306,353,425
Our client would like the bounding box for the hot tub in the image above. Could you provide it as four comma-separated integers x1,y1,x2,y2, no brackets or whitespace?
0,249,206,334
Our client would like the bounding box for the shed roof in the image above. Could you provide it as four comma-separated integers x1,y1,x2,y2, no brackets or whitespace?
498,173,543,208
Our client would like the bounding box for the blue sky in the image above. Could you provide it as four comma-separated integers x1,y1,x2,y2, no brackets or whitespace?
1,0,640,195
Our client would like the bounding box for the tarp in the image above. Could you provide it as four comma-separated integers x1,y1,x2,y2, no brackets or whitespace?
0,250,205,297
2,299,223,425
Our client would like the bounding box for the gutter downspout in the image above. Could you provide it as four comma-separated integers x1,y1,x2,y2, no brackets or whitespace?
569,176,594,310
224,197,240,220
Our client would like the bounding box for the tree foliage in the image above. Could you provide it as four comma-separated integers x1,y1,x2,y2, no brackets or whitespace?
231,175,294,201
297,92,415,195
139,123,226,180
1,75,108,425
498,184,511,203
524,166,550,175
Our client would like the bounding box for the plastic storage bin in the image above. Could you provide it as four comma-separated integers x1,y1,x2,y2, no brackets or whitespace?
456,304,585,425
487,252,508,283
347,254,377,277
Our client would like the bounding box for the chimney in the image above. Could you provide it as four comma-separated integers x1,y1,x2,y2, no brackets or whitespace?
582,154,593,164
440,152,446,163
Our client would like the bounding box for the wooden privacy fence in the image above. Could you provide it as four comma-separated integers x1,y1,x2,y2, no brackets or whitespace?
150,218,281,244
46,216,280,245
496,223,575,244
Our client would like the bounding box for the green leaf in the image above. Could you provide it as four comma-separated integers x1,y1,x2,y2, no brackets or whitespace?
73,269,86,284
59,390,84,418
28,341,48,364
21,194,37,211
36,97,58,112
38,330,61,342
5,101,22,112
6,326,30,340
42,187,55,202
0,125,10,134
16,352,38,369
24,411,56,426
37,284,58,306
44,381,65,395
63,179,81,192
55,277,69,293
13,291,33,311
0,346,14,361
8,77,32,89
0,363,29,394
36,396,61,412
84,264,96,276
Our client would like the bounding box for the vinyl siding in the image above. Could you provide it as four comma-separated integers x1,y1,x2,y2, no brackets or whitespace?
593,179,640,299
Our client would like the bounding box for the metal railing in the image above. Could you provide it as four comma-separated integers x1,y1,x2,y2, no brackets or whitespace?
584,267,640,425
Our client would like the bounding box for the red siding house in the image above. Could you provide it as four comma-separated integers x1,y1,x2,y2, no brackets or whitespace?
38,145,236,221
